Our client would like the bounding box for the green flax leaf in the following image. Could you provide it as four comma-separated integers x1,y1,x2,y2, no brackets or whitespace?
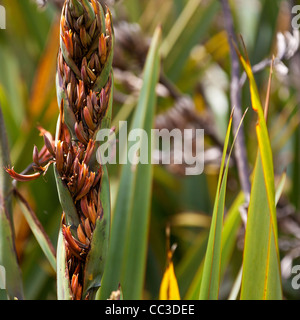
161,0,219,81
198,113,233,300
15,191,56,271
99,26,161,300
56,225,72,300
237,48,282,300
241,153,282,299
185,192,244,299
54,166,80,227
0,107,24,300
199,107,247,300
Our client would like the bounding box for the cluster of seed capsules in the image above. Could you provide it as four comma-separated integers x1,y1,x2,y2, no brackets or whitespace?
7,0,114,300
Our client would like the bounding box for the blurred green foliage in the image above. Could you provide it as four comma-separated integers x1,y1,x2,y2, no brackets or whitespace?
0,0,299,299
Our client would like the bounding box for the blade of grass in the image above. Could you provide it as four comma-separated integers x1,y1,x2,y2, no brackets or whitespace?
237,45,282,300
161,0,219,81
124,0,143,22
275,171,286,205
185,191,244,299
228,265,243,300
241,153,282,299
14,190,56,271
273,112,300,153
198,112,234,300
237,47,278,245
199,107,247,300
219,192,243,279
227,172,286,300
98,27,161,300
0,106,24,300
176,231,208,298
56,224,72,300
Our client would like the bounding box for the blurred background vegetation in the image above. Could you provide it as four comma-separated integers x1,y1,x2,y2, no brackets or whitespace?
0,0,299,299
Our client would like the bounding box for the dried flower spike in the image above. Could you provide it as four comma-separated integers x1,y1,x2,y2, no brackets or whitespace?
55,0,114,300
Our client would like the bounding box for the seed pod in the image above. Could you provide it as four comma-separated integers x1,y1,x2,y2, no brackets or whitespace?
65,151,73,175
77,163,88,192
62,225,82,258
71,274,79,295
83,140,95,165
80,196,90,219
65,4,73,30
75,121,88,145
75,284,82,300
67,83,73,106
75,172,95,201
83,107,96,130
81,64,89,85
77,224,87,244
86,67,97,83
76,80,85,110
84,218,92,239
69,0,84,18
89,19,97,38
92,168,102,189
77,15,84,28
98,33,107,64
56,141,64,174
86,95,93,115
87,201,97,226
33,145,40,166
44,134,56,157
80,27,92,48
105,11,112,35
63,30,74,58
58,50,64,76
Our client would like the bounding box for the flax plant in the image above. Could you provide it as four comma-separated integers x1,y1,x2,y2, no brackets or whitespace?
2,0,298,301
7,0,114,300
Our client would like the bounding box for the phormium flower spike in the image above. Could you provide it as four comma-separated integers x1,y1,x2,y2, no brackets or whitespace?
55,0,114,300
7,0,114,301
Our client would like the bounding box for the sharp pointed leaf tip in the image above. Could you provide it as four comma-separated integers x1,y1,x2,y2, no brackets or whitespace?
239,34,250,62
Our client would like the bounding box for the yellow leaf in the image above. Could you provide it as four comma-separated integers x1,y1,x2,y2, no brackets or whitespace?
159,251,180,300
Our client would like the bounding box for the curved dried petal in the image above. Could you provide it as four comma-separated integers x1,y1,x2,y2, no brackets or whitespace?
6,167,42,182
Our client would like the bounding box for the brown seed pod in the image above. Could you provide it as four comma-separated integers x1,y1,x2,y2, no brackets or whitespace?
83,106,96,130
56,141,64,174
75,121,88,145
33,145,40,166
77,224,87,244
